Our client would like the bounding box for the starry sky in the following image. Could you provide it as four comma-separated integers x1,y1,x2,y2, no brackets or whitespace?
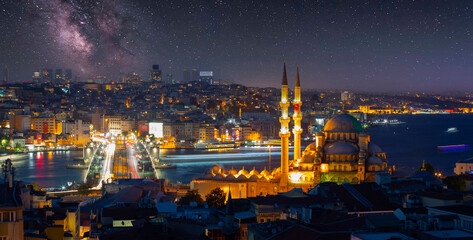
0,0,472,92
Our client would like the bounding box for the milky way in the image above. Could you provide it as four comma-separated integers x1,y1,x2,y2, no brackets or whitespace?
31,0,145,76
1,0,473,92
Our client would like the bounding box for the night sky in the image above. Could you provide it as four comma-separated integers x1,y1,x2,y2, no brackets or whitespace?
0,0,472,92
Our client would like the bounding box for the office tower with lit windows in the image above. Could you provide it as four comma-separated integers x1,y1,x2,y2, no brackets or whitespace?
55,69,63,83
149,65,162,82
65,69,72,82
199,71,213,84
32,71,41,83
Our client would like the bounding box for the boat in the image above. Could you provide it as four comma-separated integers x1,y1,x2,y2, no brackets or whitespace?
155,163,177,169
371,119,405,126
437,144,469,150
446,127,459,133
194,140,238,149
66,164,88,169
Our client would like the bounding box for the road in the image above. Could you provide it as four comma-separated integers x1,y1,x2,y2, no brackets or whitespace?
84,141,159,189
127,145,141,179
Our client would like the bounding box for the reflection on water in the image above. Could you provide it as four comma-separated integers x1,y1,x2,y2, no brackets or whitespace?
13,150,85,188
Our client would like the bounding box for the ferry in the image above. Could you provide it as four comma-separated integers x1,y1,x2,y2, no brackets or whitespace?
446,127,459,133
371,119,405,126
194,140,239,149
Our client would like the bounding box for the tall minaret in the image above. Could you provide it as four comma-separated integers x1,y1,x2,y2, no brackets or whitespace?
292,65,303,160
279,62,290,190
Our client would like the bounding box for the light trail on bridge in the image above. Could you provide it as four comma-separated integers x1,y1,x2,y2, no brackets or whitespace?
95,143,115,189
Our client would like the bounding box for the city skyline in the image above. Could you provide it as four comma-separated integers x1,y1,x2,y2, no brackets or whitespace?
1,0,473,92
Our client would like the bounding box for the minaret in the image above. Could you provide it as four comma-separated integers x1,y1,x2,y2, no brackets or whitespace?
279,62,290,190
292,65,303,160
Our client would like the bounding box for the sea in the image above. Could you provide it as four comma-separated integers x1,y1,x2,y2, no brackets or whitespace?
8,114,473,188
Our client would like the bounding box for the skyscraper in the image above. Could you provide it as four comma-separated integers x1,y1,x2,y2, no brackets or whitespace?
149,65,162,82
199,71,214,84
3,66,8,83
55,69,63,83
183,69,190,83
65,69,72,82
166,73,175,84
42,69,53,83
199,71,213,84
32,71,41,83
192,69,199,82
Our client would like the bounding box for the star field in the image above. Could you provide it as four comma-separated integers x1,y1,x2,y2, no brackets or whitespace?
0,0,472,91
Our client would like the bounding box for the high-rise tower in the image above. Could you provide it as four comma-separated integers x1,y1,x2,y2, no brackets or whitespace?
279,62,290,190
3,66,8,83
292,65,303,160
149,65,162,82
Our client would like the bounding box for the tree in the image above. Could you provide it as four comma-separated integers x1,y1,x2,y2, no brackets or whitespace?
415,162,435,174
443,176,467,191
178,190,203,206
205,188,226,208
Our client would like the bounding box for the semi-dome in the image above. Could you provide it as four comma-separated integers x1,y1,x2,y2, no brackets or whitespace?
366,156,384,165
323,114,363,133
368,143,384,154
325,142,358,154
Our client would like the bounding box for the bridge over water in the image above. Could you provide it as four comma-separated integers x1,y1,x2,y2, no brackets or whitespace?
83,140,159,189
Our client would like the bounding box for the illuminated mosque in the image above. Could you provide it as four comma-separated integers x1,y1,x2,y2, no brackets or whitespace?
191,63,389,198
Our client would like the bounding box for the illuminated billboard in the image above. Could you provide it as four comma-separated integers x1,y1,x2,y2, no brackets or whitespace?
149,122,163,138
199,71,213,77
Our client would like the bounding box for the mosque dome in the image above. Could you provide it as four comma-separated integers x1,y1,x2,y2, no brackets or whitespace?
368,143,384,154
210,164,223,174
239,167,249,176
323,114,363,133
366,156,384,165
249,168,259,176
325,142,358,154
260,168,270,176
228,168,238,175
203,173,214,179
304,142,317,152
